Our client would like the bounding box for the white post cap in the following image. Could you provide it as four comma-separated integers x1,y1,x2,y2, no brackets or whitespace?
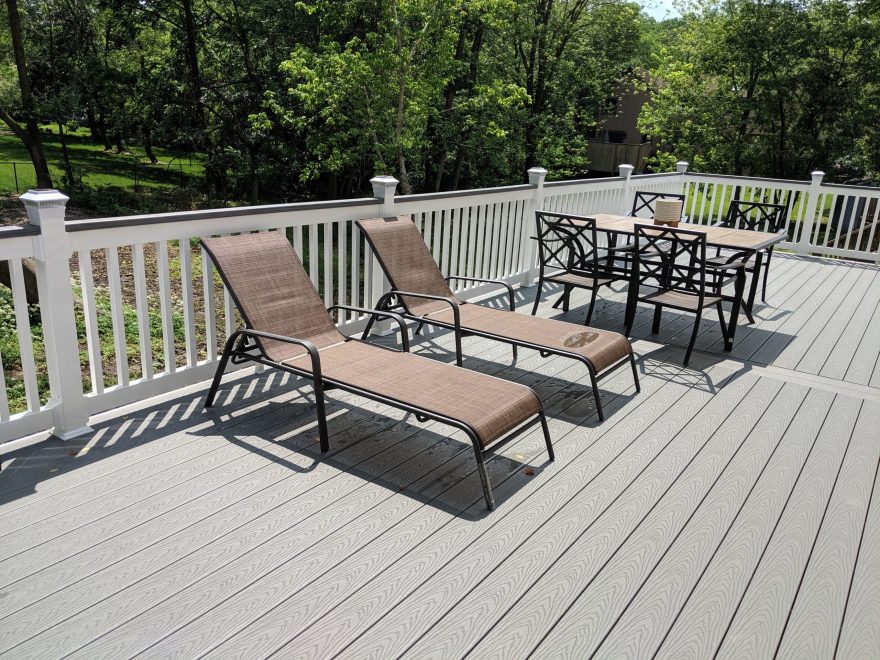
618,163,635,178
676,161,689,174
528,167,548,186
810,170,825,183
370,175,399,203
20,189,69,226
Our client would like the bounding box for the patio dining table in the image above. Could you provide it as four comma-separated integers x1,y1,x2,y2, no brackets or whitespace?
567,213,786,347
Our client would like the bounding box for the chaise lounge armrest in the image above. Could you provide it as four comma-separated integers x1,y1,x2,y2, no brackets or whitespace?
328,305,410,352
445,275,516,311
389,290,461,326
208,328,325,408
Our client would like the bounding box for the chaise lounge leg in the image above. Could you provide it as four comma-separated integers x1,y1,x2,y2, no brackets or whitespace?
590,371,605,421
205,332,238,408
360,316,376,340
471,440,495,510
454,329,464,367
630,353,641,393
540,411,555,461
361,292,394,340
313,380,330,453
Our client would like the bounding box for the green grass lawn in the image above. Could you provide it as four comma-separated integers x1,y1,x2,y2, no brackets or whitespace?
0,127,206,194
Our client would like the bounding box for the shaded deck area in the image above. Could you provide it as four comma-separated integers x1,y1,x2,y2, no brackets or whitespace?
1,253,879,659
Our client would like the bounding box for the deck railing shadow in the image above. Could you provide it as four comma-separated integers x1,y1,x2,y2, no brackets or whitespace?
0,369,307,503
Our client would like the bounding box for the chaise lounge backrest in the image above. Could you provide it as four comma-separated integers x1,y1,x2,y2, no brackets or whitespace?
358,216,458,315
201,232,345,361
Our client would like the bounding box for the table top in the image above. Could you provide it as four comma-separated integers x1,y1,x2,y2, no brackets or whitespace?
591,214,785,251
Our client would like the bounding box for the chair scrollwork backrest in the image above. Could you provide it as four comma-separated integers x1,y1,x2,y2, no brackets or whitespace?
633,224,709,300
631,191,686,219
534,211,600,277
721,200,787,234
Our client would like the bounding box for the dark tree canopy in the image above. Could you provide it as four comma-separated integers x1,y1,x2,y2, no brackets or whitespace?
1,0,878,208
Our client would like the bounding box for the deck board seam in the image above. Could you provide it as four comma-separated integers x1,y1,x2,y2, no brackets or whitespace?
345,363,737,658
834,434,880,658
586,381,803,659
711,394,838,656
772,400,865,657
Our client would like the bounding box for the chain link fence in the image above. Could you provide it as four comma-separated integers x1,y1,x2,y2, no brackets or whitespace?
0,162,38,193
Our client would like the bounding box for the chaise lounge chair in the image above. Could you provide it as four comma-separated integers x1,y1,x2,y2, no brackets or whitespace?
357,215,640,421
201,231,553,510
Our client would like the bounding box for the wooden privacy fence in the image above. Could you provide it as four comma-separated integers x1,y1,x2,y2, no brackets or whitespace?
0,164,878,448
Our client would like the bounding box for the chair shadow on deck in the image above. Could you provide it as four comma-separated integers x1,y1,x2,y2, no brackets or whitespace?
194,333,638,520
540,294,797,370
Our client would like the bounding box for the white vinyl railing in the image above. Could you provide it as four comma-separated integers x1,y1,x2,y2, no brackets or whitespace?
0,163,878,447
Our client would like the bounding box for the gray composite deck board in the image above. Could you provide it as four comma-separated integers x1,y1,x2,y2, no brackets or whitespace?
0,253,878,659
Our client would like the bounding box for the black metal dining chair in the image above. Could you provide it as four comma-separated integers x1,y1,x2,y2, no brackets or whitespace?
713,199,787,302
624,224,746,366
630,191,687,218
531,211,627,325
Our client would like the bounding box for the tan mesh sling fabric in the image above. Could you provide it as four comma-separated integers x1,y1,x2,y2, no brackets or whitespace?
282,340,540,448
202,233,345,362
357,215,634,378
201,231,542,448
356,216,459,315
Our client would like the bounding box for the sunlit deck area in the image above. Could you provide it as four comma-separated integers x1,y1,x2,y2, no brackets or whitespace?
1,252,878,659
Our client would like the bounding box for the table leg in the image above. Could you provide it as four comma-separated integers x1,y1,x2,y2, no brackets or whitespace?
624,276,638,334
606,233,618,272
744,250,763,323
726,269,746,350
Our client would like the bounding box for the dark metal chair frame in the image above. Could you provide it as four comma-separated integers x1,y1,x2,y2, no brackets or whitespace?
357,224,640,423
602,191,690,273
630,191,687,218
714,199,787,302
624,224,747,366
201,240,552,511
530,211,627,324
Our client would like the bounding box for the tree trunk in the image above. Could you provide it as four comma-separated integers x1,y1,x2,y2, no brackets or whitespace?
58,121,75,189
180,0,203,129
3,0,52,188
86,102,101,143
97,112,112,150
143,127,158,164
0,257,39,304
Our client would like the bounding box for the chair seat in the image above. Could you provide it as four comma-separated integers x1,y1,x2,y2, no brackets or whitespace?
544,270,620,288
639,289,722,311
428,303,632,374
283,339,541,448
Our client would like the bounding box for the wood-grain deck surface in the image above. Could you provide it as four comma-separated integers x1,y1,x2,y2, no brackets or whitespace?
0,254,878,659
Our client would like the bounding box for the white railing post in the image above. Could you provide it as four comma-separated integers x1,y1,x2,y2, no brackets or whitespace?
676,160,689,195
618,163,635,214
522,166,547,286
369,176,398,330
21,189,92,440
798,170,825,255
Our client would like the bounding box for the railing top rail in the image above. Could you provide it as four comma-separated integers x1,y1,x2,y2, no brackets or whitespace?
0,224,40,239
393,183,533,203
64,197,380,232
629,172,683,180
820,181,880,192
684,172,811,187
544,175,623,189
